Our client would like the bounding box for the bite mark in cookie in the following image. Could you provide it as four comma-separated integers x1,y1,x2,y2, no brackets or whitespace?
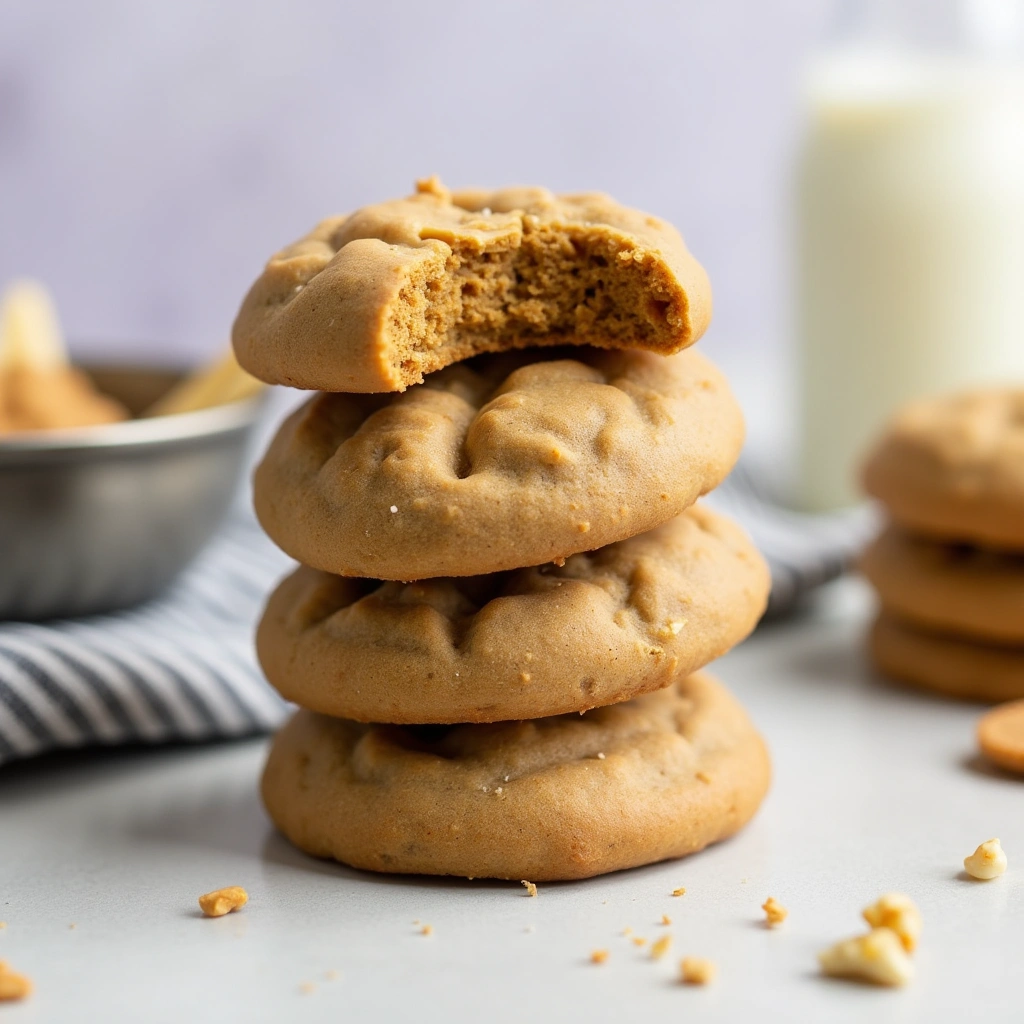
233,178,712,393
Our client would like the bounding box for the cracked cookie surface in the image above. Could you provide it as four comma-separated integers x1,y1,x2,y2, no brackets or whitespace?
863,389,1024,550
257,505,769,723
253,346,743,579
233,178,712,393
260,671,770,880
862,526,1024,645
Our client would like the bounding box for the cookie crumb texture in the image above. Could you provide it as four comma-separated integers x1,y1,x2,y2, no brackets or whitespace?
818,928,913,987
256,505,768,723
260,672,770,881
198,886,249,918
0,962,32,1002
254,346,743,580
679,957,715,985
521,880,537,897
762,896,787,927
232,180,712,394
964,838,1007,880
861,893,921,952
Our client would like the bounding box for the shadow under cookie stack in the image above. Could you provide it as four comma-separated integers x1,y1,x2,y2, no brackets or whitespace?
233,178,771,881
862,389,1024,703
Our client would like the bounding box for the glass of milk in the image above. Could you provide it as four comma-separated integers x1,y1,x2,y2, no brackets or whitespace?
796,0,1024,510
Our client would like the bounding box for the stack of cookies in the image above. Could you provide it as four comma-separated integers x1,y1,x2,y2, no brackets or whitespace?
862,389,1024,702
233,179,771,881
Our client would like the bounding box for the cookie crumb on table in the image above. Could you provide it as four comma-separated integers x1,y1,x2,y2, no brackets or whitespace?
679,957,715,985
650,935,672,960
632,936,647,947
420,924,434,936
861,893,920,951
590,949,609,965
0,962,32,1002
818,928,913,987
521,880,538,897
762,896,787,927
198,886,248,918
299,982,315,995
964,838,1007,880
672,887,687,897
660,914,672,926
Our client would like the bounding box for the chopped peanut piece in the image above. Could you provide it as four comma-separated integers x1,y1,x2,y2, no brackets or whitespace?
650,935,672,960
632,936,647,947
590,949,609,964
862,893,921,952
521,880,538,897
0,962,32,1002
660,914,672,926
671,887,687,897
964,838,1007,880
679,957,716,985
818,928,913,987
198,886,248,918
420,924,434,936
762,896,788,928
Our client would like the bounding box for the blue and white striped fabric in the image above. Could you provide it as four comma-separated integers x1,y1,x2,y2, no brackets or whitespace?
0,513,292,766
0,467,876,767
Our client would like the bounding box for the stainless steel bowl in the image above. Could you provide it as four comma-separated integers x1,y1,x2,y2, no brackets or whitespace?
0,366,266,620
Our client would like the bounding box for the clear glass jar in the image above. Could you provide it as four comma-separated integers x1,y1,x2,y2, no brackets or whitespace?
796,0,1024,510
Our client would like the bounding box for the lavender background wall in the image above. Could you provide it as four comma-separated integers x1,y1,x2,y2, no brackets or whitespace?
0,0,838,446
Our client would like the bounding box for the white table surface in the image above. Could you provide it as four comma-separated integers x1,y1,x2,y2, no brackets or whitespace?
2,578,1022,1024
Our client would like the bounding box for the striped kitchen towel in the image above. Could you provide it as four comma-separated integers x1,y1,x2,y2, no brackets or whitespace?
0,467,876,767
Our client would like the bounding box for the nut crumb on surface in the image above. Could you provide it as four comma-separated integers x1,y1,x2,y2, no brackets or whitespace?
762,896,788,928
632,936,647,947
590,949,609,964
521,880,538,897
695,771,711,784
198,886,248,918
299,982,315,995
672,887,687,897
861,893,920,951
679,957,715,985
660,914,672,926
964,838,1007,880
818,928,913,987
420,924,434,936
651,935,672,960
389,505,398,513
0,962,32,1002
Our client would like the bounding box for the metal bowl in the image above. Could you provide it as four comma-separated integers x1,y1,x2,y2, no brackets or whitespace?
0,365,266,620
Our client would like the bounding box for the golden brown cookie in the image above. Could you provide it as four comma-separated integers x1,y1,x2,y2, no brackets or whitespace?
256,506,769,723
254,346,743,579
862,389,1024,551
869,614,1024,703
977,700,1024,775
261,671,770,881
861,526,1024,645
232,178,712,393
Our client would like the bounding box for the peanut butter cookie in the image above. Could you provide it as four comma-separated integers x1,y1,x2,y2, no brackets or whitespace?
254,346,743,579
257,506,769,723
862,389,1024,551
861,526,1024,645
233,178,712,393
869,614,1024,703
261,671,770,881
